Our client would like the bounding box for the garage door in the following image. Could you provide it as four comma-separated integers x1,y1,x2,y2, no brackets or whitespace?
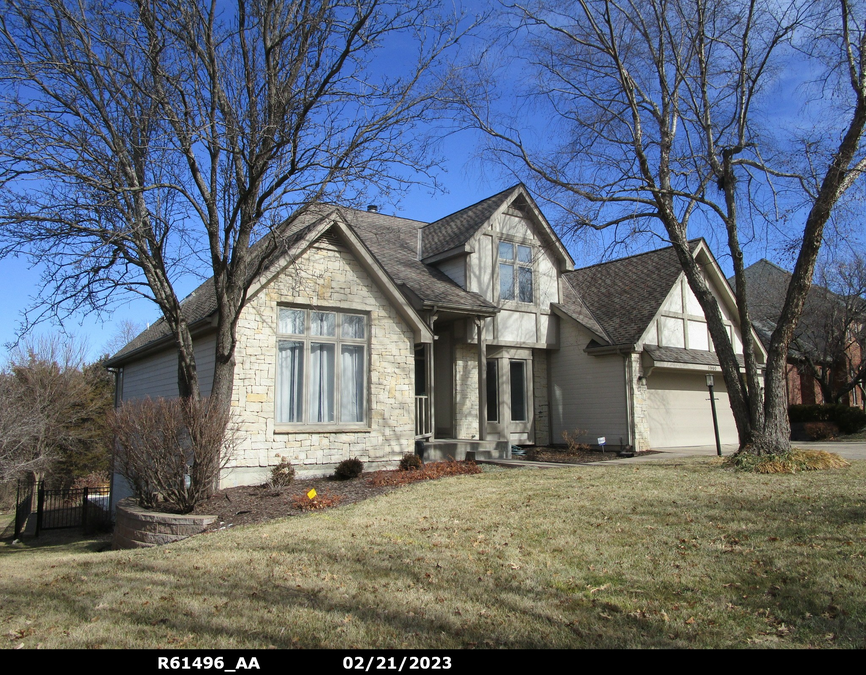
646,371,738,447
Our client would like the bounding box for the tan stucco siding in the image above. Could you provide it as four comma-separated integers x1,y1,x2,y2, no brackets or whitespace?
646,275,744,354
466,210,559,347
549,318,629,446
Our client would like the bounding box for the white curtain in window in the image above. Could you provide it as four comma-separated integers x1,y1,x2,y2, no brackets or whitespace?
277,341,303,422
341,345,364,423
310,343,335,422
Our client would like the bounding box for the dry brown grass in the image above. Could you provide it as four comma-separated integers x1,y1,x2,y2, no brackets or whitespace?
728,449,851,474
2,458,865,649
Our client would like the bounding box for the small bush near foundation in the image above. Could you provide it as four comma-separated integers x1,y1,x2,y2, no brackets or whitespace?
727,449,850,474
334,457,364,480
111,397,234,513
561,429,590,455
266,456,295,494
399,453,424,471
291,492,343,511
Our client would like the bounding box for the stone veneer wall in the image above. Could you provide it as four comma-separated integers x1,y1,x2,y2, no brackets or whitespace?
630,353,651,451
113,498,217,549
453,343,480,439
533,349,550,445
224,234,416,487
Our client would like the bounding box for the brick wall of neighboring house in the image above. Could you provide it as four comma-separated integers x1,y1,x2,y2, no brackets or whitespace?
225,234,416,487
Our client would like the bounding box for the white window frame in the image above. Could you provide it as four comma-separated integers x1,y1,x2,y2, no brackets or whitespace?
275,306,369,431
497,240,535,306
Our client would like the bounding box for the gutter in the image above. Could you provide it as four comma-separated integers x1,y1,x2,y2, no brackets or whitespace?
584,343,637,356
103,315,217,368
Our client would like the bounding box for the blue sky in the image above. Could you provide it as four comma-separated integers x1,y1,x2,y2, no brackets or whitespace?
1,1,863,364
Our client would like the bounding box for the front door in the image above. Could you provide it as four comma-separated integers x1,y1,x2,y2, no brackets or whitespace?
486,351,533,444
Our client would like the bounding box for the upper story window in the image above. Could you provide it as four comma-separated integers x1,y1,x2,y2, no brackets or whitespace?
276,307,367,427
499,242,533,303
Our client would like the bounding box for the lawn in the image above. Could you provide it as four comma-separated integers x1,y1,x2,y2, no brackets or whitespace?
1,457,865,649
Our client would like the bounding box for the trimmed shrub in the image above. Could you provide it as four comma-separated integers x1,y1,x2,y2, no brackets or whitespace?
266,456,295,493
111,397,234,513
334,457,364,480
803,422,839,440
788,404,866,435
399,453,424,471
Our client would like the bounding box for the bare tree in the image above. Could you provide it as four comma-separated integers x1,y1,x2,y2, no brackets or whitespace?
0,0,476,404
0,335,113,483
449,0,866,455
799,254,866,404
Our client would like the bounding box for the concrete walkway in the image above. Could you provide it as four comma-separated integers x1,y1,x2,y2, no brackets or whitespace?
481,440,866,468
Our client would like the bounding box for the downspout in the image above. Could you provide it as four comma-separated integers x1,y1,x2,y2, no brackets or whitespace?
427,308,438,439
624,355,635,450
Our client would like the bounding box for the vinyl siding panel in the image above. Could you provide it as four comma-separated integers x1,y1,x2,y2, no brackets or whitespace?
549,318,629,445
121,333,216,401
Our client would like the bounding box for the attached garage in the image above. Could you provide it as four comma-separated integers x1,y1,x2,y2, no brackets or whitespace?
645,369,738,448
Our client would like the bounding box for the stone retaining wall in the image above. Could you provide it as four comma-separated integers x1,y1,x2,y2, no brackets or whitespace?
113,498,217,549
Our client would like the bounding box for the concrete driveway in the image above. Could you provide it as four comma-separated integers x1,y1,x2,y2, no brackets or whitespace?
613,440,866,464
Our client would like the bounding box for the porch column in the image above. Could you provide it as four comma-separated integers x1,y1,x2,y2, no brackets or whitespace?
427,310,437,438
475,316,487,441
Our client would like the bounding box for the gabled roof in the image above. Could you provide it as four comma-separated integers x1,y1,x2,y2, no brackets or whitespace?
734,259,852,360
106,196,502,366
563,241,702,346
338,208,497,314
106,214,322,364
420,185,518,259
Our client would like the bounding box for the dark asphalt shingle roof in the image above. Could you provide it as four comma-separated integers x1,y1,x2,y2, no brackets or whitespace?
643,344,745,368
108,214,322,363
339,209,497,314
732,259,852,360
420,185,519,259
563,241,701,346
108,201,500,364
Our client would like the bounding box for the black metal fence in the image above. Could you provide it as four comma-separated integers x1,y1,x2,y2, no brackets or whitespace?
15,481,111,537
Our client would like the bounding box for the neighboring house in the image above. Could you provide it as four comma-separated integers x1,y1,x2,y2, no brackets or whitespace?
736,259,865,407
106,186,765,495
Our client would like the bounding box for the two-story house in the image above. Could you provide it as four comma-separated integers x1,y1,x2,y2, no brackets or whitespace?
106,185,764,490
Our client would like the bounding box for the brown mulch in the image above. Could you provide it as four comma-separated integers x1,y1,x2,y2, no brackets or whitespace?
190,451,652,533
191,461,482,533
517,446,661,464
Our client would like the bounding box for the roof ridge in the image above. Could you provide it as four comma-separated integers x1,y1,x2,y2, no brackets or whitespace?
570,238,702,272
422,183,522,229
336,205,428,226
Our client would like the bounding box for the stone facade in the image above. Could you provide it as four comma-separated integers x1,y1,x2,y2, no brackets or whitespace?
453,343,480,439
113,498,217,549
533,348,550,445
630,353,651,452
224,233,416,486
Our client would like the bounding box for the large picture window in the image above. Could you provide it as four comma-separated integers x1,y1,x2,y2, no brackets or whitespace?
276,308,367,426
498,242,533,303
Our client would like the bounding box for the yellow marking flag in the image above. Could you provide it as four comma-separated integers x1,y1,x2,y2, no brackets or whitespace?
307,489,317,500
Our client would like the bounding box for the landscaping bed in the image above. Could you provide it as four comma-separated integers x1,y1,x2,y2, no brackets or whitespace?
517,445,659,464
192,460,481,533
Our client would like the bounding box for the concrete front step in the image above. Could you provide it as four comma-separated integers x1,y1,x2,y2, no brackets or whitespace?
419,439,511,462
